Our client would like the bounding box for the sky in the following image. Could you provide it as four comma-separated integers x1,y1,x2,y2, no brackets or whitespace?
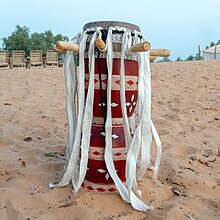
1,0,220,60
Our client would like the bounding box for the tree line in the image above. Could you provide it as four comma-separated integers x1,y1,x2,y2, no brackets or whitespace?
1,25,69,58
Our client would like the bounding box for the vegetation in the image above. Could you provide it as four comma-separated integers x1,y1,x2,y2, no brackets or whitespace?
186,55,194,61
157,57,172,62
175,57,183,62
1,25,68,57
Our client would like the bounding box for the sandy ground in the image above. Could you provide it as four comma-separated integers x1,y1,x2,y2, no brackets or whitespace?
0,60,219,220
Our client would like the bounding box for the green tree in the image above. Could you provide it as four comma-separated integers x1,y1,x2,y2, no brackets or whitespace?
195,53,203,60
54,34,69,43
2,25,69,58
186,55,194,61
30,32,45,51
2,25,31,56
30,30,69,56
210,42,215,47
30,30,64,56
175,57,183,61
158,57,172,62
44,30,54,51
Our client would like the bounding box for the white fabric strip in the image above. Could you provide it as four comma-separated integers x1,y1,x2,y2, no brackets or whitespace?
129,115,136,135
135,33,162,179
136,39,152,180
64,51,77,161
151,120,162,177
65,33,81,161
119,30,132,149
70,32,88,189
102,27,152,211
75,28,103,191
104,27,130,203
123,29,152,211
49,32,88,189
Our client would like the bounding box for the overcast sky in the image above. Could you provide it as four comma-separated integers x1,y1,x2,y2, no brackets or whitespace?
1,0,220,60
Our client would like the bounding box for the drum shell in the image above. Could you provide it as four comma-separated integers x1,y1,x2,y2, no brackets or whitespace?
82,22,140,192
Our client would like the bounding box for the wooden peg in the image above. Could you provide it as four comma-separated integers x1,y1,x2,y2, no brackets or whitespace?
130,42,151,53
150,55,157,61
56,41,80,52
95,38,107,51
150,49,170,57
53,45,66,53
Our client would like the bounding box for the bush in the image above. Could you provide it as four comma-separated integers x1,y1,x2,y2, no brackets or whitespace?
2,25,69,57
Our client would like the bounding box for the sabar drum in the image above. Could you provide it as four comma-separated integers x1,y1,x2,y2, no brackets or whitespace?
50,21,162,211
83,21,140,192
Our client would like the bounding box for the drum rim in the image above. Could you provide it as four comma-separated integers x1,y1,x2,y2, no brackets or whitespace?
83,21,140,32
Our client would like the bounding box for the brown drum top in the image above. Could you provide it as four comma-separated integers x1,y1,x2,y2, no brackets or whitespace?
83,21,140,32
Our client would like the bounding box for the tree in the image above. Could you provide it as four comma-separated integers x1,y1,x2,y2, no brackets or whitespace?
54,34,69,43
2,25,31,56
2,25,69,57
186,55,194,61
195,53,203,60
30,30,54,56
30,32,45,51
157,57,172,62
175,57,183,61
210,42,215,47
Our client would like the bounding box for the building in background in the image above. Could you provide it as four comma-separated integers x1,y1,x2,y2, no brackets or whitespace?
203,44,220,60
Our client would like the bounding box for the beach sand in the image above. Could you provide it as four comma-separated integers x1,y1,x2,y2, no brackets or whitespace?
0,60,219,220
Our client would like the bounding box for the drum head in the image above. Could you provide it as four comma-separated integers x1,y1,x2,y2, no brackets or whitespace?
83,21,140,32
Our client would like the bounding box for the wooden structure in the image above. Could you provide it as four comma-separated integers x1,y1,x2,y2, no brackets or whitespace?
0,50,9,68
29,50,43,67
46,50,58,67
11,50,26,68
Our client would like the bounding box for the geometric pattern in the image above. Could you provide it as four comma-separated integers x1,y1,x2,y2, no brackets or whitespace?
82,179,117,193
84,74,138,91
92,90,138,118
98,102,118,107
100,132,119,139
126,94,136,113
92,117,127,127
89,147,127,161
97,169,110,180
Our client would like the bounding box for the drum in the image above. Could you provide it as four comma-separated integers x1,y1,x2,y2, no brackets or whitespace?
50,21,162,211
82,21,140,192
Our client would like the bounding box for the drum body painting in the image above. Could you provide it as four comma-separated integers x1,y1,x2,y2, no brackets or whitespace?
83,53,138,192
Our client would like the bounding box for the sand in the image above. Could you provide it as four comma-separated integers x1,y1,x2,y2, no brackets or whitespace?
0,60,219,220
